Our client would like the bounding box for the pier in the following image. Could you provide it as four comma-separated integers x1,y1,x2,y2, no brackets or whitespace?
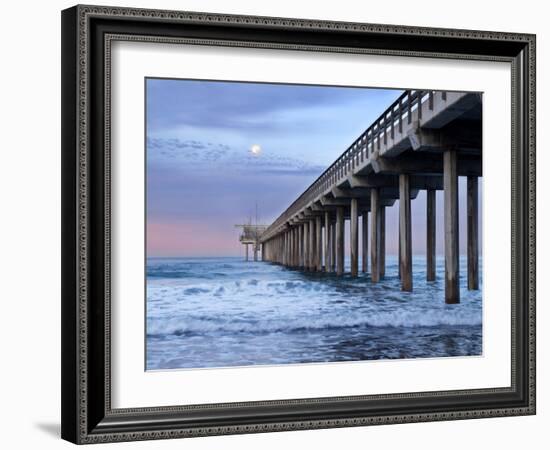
235,223,267,261
259,89,482,304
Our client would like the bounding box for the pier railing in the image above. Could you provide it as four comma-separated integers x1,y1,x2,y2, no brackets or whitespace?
261,89,442,241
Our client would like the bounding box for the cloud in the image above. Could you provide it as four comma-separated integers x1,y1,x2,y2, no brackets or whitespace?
147,137,325,176
146,78,395,133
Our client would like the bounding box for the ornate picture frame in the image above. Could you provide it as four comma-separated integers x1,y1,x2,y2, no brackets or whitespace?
61,4,536,444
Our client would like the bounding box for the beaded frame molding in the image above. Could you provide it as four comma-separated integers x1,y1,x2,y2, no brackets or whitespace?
61,4,536,444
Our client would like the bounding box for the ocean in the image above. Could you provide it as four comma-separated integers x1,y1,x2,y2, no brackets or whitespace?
146,256,482,370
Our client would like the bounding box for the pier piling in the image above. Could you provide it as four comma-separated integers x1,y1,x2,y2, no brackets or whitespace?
399,174,413,291
444,149,460,304
350,198,359,277
427,189,436,281
324,212,330,272
371,188,381,282
362,212,368,273
336,206,345,275
467,176,479,290
316,216,323,271
380,206,386,278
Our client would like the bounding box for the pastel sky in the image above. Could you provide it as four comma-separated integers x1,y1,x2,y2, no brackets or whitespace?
146,78,481,257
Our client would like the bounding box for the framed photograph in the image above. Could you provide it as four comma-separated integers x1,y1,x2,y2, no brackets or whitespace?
61,4,536,444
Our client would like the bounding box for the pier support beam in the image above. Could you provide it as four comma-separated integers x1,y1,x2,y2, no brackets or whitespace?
362,212,368,273
427,189,436,281
303,223,309,269
399,174,413,291
324,212,330,271
306,220,314,270
309,220,315,271
283,231,289,266
291,230,295,266
467,176,479,290
316,216,322,271
286,230,292,267
330,220,336,272
371,188,381,282
336,206,345,275
294,227,298,267
398,218,401,279
380,206,386,278
350,198,359,277
296,225,303,268
245,243,249,262
444,149,460,303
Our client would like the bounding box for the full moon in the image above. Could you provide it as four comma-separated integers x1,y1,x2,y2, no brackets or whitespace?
250,144,262,156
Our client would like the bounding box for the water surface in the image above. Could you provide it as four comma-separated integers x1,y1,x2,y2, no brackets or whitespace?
146,256,482,370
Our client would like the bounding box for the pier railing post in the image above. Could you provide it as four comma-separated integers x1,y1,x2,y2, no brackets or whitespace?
371,188,381,282
399,174,413,291
444,149,460,303
467,176,479,290
427,189,436,281
350,198,359,276
336,206,345,275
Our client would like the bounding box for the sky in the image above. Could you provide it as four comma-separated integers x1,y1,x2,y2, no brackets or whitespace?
146,78,481,257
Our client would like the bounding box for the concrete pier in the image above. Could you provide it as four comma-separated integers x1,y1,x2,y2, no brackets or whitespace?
258,89,482,304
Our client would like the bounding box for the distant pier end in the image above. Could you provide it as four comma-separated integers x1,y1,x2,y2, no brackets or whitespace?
235,224,268,261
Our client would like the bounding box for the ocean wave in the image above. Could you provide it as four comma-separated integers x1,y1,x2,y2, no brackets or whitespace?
147,309,481,337
148,279,335,298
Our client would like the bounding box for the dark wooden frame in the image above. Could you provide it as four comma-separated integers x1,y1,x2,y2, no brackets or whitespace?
61,4,536,444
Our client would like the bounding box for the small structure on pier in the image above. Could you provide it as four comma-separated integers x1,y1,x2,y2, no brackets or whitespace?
234,223,267,261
